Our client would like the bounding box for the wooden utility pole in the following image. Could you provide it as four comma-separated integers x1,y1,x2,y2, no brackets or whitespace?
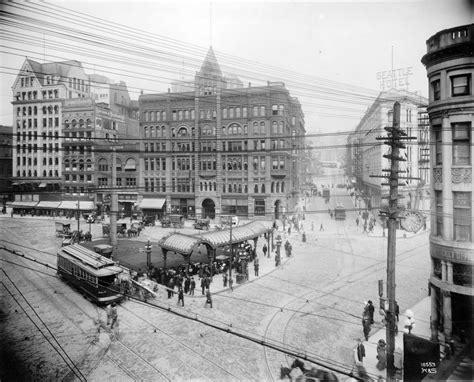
385,102,401,381
110,147,118,247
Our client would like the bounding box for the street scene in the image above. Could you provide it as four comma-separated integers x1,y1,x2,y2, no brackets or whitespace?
0,1,473,381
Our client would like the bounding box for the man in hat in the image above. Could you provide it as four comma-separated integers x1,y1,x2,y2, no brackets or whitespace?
404,310,415,334
110,302,118,329
355,338,366,364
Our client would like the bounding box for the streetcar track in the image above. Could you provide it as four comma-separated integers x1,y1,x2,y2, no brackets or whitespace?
261,189,426,381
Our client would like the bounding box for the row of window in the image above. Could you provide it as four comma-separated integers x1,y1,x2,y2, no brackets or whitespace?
58,256,97,284
143,178,166,193
431,73,471,101
16,105,60,117
16,117,60,129
435,191,472,241
96,177,137,187
434,122,471,165
15,89,60,101
16,169,59,177
64,119,93,129
16,143,59,153
64,174,93,182
17,156,60,166
68,77,89,93
143,105,289,122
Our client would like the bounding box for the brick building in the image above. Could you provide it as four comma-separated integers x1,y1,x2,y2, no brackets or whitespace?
138,47,306,220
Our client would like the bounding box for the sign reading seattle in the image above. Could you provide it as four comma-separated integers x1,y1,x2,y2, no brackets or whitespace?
376,67,413,90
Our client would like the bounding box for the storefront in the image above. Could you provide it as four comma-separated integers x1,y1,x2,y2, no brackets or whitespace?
139,198,166,221
170,198,195,218
58,200,95,218
35,201,61,216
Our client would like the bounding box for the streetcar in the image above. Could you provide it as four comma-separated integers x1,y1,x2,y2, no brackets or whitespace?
57,244,124,304
334,205,346,220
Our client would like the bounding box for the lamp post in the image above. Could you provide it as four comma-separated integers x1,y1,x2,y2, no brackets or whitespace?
76,199,80,232
87,216,93,234
228,215,233,286
145,240,152,270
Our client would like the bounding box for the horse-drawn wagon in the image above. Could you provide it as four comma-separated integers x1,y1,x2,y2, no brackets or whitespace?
55,222,71,238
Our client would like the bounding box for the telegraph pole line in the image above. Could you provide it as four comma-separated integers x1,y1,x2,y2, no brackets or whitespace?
372,101,417,381
110,146,118,247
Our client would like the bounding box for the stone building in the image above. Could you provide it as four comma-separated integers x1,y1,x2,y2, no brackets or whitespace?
138,47,306,220
346,89,430,211
0,125,13,206
421,24,473,348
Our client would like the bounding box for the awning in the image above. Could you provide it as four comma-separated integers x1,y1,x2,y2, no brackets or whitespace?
158,234,203,255
11,201,38,208
38,183,47,188
36,201,61,209
139,198,166,209
58,201,95,210
124,162,136,170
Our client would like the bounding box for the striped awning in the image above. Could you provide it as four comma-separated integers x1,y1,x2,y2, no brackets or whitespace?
199,221,273,247
58,201,95,210
158,234,203,255
139,198,166,209
11,201,38,208
36,201,61,209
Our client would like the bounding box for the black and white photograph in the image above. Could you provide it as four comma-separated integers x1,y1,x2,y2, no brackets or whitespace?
0,0,472,381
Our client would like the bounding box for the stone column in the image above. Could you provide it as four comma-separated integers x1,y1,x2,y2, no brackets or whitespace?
430,285,439,341
443,290,452,342
441,260,447,282
441,115,453,240
447,261,453,283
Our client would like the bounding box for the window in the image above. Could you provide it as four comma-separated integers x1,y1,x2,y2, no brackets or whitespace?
432,79,440,100
253,106,258,117
451,74,471,96
260,106,265,117
272,105,278,115
435,191,443,237
452,122,471,165
453,192,471,241
434,126,442,165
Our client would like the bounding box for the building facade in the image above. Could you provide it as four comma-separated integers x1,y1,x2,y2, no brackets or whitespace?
0,125,13,207
421,24,473,347
138,47,306,220
346,89,430,211
11,58,138,215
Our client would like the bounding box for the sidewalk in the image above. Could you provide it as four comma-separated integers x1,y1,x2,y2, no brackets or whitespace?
357,297,432,381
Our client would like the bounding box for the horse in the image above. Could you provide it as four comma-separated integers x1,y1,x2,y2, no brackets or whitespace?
280,359,339,381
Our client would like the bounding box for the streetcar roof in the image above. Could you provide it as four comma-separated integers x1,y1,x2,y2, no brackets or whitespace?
59,244,121,274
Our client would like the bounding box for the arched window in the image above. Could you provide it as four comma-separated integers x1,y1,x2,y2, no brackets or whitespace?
260,122,265,134
98,158,108,171
278,122,284,134
124,158,136,171
200,182,203,191
254,184,259,193
281,182,285,192
271,182,274,193
79,119,84,128
71,119,77,128
222,126,226,135
272,121,278,134
86,118,91,128
261,184,265,193
276,182,280,193
86,159,92,170
145,111,149,122
228,184,232,193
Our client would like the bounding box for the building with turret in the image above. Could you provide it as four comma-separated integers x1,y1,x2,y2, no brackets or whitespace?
422,24,473,350
138,47,306,220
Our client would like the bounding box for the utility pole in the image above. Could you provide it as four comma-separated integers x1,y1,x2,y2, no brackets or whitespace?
229,215,233,287
76,199,80,232
110,146,118,247
373,102,417,381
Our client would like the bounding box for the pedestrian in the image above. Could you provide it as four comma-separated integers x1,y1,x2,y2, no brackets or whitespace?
395,301,400,322
229,276,234,291
363,223,367,233
404,310,415,334
177,287,184,307
223,272,228,287
367,300,375,324
356,217,359,227
362,318,371,341
190,277,195,296
184,276,190,294
106,303,112,326
205,288,213,308
254,259,259,276
355,338,366,364
288,226,291,235
10,209,14,218
320,223,324,231
376,339,387,370
263,243,268,258
110,302,118,329
201,277,206,295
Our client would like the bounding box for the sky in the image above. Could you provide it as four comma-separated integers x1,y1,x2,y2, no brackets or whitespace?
0,0,471,140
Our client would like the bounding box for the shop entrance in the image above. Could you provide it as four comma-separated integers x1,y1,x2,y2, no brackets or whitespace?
202,199,215,219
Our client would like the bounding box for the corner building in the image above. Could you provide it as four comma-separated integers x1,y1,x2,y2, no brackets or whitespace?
139,47,305,219
422,24,473,348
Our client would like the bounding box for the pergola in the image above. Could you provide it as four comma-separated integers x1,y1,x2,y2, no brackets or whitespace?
158,220,275,281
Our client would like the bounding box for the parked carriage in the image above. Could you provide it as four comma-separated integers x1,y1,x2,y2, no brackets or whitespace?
57,244,124,304
55,222,71,238
193,219,210,230
162,214,184,228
